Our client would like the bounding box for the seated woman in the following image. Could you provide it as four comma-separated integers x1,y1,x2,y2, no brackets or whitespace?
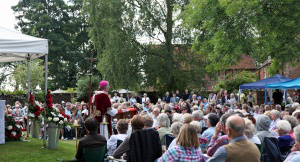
157,113,172,143
276,120,294,152
244,118,261,145
168,122,183,149
284,125,300,161
158,124,206,161
107,119,128,155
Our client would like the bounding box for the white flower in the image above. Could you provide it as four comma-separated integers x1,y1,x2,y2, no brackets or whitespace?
28,113,34,117
51,112,56,116
16,125,21,129
11,131,16,136
53,117,59,122
59,120,64,125
48,117,52,121
7,114,12,117
55,108,59,112
7,125,13,130
58,114,63,118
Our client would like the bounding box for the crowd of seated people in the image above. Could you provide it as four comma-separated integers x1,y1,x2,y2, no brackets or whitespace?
4,88,300,161
73,89,300,161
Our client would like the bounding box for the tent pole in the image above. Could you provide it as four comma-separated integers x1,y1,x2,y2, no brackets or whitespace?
238,89,241,103
27,54,30,138
264,89,267,105
43,54,48,148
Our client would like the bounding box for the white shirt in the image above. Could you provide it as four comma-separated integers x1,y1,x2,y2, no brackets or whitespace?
107,134,127,155
112,96,119,102
82,109,89,116
152,116,159,127
142,97,149,103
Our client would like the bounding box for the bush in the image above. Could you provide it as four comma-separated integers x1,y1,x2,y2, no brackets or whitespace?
214,71,257,92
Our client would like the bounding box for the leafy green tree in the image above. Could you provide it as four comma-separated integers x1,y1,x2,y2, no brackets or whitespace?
214,71,257,93
12,59,44,92
76,76,100,98
12,0,91,90
84,0,206,92
182,0,300,72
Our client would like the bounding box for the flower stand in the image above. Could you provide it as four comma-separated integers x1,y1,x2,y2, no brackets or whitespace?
48,122,60,149
31,120,40,138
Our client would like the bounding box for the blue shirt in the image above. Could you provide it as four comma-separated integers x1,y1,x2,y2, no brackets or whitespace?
202,127,216,147
207,136,247,162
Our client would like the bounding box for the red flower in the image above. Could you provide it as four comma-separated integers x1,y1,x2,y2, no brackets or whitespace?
34,111,40,117
47,104,53,108
12,114,15,117
9,134,13,138
35,105,40,111
13,127,16,131
40,108,45,112
16,134,20,138
29,93,34,104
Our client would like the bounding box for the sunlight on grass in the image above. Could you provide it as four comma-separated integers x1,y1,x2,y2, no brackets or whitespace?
0,138,77,162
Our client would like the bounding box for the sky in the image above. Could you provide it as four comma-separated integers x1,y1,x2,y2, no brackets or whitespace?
0,0,19,31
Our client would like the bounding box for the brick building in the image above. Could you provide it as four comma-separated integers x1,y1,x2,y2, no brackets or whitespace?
205,55,257,91
257,58,300,80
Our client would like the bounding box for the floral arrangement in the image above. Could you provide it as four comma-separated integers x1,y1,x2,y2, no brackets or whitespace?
45,90,68,125
27,93,44,120
5,114,23,141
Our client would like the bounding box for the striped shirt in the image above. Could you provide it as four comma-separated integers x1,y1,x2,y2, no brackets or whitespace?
158,146,206,162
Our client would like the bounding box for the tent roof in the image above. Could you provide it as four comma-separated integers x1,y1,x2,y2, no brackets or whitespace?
239,74,291,90
265,77,300,89
0,26,48,62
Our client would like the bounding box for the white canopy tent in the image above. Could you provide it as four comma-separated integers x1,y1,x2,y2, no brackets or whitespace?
0,26,48,147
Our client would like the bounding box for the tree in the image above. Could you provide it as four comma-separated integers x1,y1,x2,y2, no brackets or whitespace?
214,71,257,93
84,0,207,92
76,76,100,98
12,0,91,90
182,0,300,72
12,59,44,92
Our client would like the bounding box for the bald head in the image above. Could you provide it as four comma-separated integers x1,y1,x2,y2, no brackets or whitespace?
226,115,245,137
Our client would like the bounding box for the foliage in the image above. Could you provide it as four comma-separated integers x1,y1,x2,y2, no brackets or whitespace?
0,63,13,89
182,0,300,71
1,90,26,95
84,0,207,92
12,0,92,90
76,76,100,98
5,114,23,142
214,71,257,93
12,60,44,91
0,138,76,162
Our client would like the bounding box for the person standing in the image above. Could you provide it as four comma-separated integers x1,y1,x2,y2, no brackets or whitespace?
92,80,113,135
183,89,189,101
273,89,283,105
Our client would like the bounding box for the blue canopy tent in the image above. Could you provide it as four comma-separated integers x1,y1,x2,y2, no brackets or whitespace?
239,74,291,104
266,77,300,89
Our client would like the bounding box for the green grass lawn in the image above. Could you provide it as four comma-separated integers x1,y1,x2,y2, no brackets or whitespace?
0,138,77,162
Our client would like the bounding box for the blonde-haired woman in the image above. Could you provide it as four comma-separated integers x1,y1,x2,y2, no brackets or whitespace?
158,124,207,162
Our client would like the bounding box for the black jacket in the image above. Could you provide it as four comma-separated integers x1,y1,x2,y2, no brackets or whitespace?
128,129,162,162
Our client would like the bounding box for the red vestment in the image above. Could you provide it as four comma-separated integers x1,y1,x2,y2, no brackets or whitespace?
93,92,112,135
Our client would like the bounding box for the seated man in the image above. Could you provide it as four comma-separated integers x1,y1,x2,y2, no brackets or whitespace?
207,115,260,162
75,117,107,161
107,119,128,155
